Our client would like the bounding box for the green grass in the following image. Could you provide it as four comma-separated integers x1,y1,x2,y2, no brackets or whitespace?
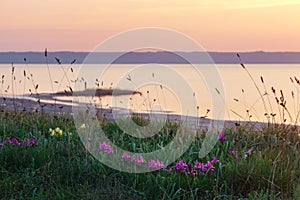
1,110,300,199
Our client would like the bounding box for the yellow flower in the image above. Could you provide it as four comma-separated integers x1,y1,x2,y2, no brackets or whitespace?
55,127,60,132
51,130,55,136
80,124,86,129
59,130,63,136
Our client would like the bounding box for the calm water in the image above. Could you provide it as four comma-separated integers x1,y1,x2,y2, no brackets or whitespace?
0,64,299,123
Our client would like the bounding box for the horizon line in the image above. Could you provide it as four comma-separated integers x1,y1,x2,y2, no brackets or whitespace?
1,50,300,53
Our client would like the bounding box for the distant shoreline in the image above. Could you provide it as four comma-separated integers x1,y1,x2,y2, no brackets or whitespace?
1,51,300,64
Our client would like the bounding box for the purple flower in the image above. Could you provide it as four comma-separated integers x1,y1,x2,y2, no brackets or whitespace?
29,138,38,146
0,142,3,147
195,160,216,174
11,138,19,146
204,161,215,174
135,156,145,165
211,157,218,164
98,141,114,155
219,133,227,142
22,139,29,147
228,149,238,155
195,161,204,172
175,160,187,172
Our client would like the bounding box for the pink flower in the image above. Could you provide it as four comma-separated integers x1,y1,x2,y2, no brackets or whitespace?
246,149,253,156
122,152,131,161
98,141,114,155
135,156,145,165
148,160,165,170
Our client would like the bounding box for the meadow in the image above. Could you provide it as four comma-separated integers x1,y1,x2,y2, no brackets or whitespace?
1,53,300,199
1,109,300,199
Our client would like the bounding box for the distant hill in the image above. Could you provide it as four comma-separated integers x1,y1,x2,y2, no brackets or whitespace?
1,51,300,64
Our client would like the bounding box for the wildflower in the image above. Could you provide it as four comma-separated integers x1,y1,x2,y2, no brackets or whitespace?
204,161,215,174
175,160,187,172
80,124,86,129
5,138,11,144
29,138,38,146
148,160,165,170
22,139,29,147
98,141,114,154
135,156,145,165
211,157,218,164
246,149,253,156
11,138,19,146
185,163,195,175
0,142,3,147
166,168,172,173
122,152,131,161
219,133,227,142
50,130,55,136
228,149,238,155
195,161,204,172
50,127,64,137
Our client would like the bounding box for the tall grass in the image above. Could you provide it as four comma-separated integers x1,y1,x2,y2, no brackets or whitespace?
0,52,300,199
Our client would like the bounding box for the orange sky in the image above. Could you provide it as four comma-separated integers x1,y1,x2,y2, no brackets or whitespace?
1,0,300,52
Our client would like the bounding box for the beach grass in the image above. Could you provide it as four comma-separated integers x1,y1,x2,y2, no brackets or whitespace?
1,109,300,199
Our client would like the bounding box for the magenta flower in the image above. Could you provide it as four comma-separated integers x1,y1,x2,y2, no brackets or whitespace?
148,160,165,170
195,161,204,172
98,141,114,155
121,152,131,161
211,157,218,164
219,133,227,142
22,139,29,147
135,156,145,165
175,160,187,172
228,149,238,155
29,138,38,146
11,138,19,146
0,142,3,147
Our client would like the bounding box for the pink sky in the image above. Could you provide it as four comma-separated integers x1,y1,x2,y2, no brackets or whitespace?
1,0,300,52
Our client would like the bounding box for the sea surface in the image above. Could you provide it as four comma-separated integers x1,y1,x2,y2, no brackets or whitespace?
0,64,299,123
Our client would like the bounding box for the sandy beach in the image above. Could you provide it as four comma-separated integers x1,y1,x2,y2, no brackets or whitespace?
0,94,270,131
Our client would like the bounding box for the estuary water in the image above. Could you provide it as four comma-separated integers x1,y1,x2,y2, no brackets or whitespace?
0,64,299,123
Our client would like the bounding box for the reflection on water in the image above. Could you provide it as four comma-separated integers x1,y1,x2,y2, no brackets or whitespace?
0,64,299,123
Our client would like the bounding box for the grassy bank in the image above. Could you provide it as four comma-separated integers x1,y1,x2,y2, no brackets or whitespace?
1,110,300,199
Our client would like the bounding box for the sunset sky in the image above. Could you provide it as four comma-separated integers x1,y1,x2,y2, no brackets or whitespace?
1,0,300,52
